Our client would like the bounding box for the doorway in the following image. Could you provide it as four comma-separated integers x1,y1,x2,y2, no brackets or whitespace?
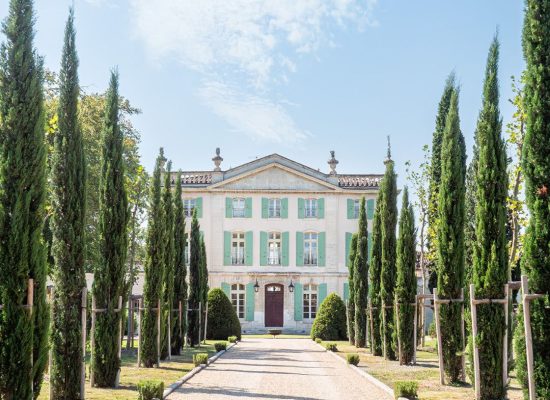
264,283,284,327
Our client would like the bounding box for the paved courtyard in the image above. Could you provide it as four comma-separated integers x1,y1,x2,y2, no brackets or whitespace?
168,338,392,400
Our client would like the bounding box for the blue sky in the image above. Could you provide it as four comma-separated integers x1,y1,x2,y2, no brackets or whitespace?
0,1,524,192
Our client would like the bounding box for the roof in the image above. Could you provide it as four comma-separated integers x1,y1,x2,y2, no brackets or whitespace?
338,175,382,189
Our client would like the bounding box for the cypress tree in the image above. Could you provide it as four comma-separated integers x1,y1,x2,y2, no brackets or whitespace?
396,187,417,365
92,70,128,387
437,89,466,383
188,209,201,346
347,233,358,345
50,10,87,398
141,149,165,367
200,236,208,338
515,2,550,397
354,197,369,347
380,142,398,361
171,171,187,355
160,161,175,360
369,195,383,356
0,0,48,397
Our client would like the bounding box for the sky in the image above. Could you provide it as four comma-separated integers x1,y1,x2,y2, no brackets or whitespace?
0,1,525,194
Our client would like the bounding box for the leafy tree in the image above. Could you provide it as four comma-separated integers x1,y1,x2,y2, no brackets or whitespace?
92,71,129,387
515,2,550,397
311,293,347,341
369,195,383,356
437,88,466,383
141,149,166,367
49,10,87,398
347,233,358,345
396,187,417,365
188,209,202,346
206,289,241,340
0,0,49,397
354,197,369,347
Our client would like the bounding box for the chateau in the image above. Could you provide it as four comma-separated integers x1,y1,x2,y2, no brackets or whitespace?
173,150,382,333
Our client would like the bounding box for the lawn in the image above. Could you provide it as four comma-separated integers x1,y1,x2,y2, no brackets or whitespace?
38,341,218,400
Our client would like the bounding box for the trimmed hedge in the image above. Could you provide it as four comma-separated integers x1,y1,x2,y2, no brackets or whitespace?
228,335,237,343
193,353,209,366
206,288,241,340
394,381,418,399
137,380,164,400
214,342,227,352
347,353,360,366
324,342,338,352
310,293,347,341
315,338,322,344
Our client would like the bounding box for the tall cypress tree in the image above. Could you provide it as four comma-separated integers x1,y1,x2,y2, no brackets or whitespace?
0,0,48,397
50,10,87,398
347,233,358,345
380,143,398,361
200,236,208,338
515,2,550,397
92,70,128,387
369,195,383,356
396,187,417,365
160,161,175,360
354,197,369,347
437,89,466,383
141,149,165,367
171,171,187,355
188,209,201,346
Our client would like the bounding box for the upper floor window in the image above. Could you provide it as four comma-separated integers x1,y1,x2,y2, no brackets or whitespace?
268,198,281,218
232,198,246,218
353,199,361,219
231,232,245,265
268,232,281,265
231,284,245,319
304,198,318,218
183,198,196,217
304,232,318,266
303,284,318,319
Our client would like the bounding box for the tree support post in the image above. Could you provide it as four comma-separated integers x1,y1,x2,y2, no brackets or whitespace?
90,296,96,387
48,287,55,400
433,288,445,385
167,304,172,361
198,302,202,348
395,295,402,364
115,296,123,387
157,298,161,367
203,301,209,344
81,288,87,400
137,298,142,368
413,295,418,365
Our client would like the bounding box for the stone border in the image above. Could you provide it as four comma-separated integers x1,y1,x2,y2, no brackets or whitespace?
162,342,237,398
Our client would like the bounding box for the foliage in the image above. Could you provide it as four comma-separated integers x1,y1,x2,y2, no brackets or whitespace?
353,198,368,347
188,209,202,346
369,196,383,356
324,343,338,352
346,353,360,366
394,381,419,400
193,353,209,366
137,380,164,400
315,338,322,344
205,289,241,341
310,293,347,341
199,237,209,337
214,342,227,352
228,336,238,344
49,10,87,398
347,233,358,345
428,321,436,337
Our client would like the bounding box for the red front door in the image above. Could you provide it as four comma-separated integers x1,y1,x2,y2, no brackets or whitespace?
265,284,284,327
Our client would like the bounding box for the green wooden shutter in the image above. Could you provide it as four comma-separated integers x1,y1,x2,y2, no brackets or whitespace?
317,198,325,219
195,197,203,218
347,199,354,219
298,198,305,219
318,283,327,307
221,282,230,298
281,198,288,218
261,197,268,218
294,283,303,321
296,232,304,266
260,231,268,266
245,197,252,218
225,197,233,218
318,232,326,267
245,283,255,321
245,231,253,266
224,231,231,265
282,232,289,266
367,199,375,220
345,232,352,267
368,233,373,261
343,282,349,302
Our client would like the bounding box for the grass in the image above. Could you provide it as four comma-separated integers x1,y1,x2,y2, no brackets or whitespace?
38,341,217,400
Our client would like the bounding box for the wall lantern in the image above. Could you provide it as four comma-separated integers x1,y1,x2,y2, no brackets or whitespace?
289,280,295,293
254,279,260,293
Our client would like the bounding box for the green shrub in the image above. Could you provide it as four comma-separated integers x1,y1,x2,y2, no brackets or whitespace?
324,342,338,352
428,320,436,337
310,293,347,341
347,353,360,366
193,353,209,366
394,380,418,399
228,335,237,343
214,342,227,352
137,380,164,400
206,288,242,340
315,338,322,344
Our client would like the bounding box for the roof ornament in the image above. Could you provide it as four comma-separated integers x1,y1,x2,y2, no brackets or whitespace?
212,147,223,171
328,150,339,176
159,147,167,171
384,135,393,165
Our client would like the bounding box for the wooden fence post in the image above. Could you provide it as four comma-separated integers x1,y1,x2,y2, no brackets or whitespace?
469,284,481,400
137,298,142,368
522,274,542,400
81,288,87,399
433,288,445,385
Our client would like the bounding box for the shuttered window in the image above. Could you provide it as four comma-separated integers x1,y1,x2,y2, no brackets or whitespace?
231,284,246,319
303,284,318,320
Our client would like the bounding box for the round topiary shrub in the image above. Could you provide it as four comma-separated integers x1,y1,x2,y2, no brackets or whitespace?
206,288,242,340
310,293,347,341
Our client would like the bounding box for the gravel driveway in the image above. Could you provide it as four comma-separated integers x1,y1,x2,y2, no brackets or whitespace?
168,338,392,400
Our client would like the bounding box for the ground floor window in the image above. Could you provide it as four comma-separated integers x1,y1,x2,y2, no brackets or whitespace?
231,283,245,319
303,284,318,319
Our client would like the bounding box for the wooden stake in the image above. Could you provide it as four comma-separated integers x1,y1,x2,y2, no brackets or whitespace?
369,300,375,354
115,296,122,387
198,302,202,348
470,284,481,400
168,305,172,361
503,283,509,388
413,295,418,365
522,275,537,400
81,288,87,399
137,298,142,368
203,301,209,343
90,295,96,387
433,288,445,385
49,287,55,400
395,296,402,365
460,288,466,382
156,298,161,367
178,301,182,353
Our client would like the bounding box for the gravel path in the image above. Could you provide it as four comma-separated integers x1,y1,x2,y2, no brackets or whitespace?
168,338,392,400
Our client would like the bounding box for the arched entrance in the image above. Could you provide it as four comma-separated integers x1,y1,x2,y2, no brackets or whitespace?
265,283,284,327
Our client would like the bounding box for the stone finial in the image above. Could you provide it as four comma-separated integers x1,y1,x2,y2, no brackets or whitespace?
328,150,339,176
384,136,393,165
212,147,223,171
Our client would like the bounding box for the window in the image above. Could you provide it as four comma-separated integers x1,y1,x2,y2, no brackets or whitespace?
304,198,317,218
304,232,318,266
268,232,281,265
303,284,318,319
183,198,196,217
184,233,190,265
231,284,245,319
231,232,245,265
232,198,246,218
353,199,360,218
268,198,281,218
